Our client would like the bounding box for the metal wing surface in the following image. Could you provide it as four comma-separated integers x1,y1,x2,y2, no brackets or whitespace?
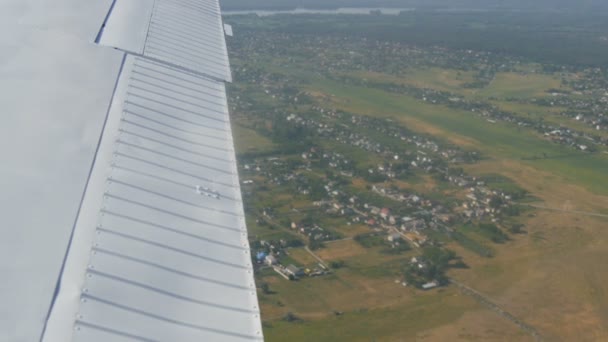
0,0,261,341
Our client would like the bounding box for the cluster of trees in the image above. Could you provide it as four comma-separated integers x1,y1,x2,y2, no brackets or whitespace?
404,246,459,288
308,239,326,250
477,223,510,244
329,260,346,269
354,233,411,254
268,118,315,152
354,233,386,248
452,230,494,258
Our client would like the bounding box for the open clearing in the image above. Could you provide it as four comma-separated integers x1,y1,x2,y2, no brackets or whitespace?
463,159,608,213
260,266,533,341
350,68,477,96
477,72,563,99
233,123,276,154
315,239,366,261
447,210,608,340
288,248,320,268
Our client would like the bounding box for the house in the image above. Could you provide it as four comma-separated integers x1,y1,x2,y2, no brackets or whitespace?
387,232,402,242
264,255,277,266
380,208,390,219
256,252,267,263
285,264,304,278
402,216,413,223
388,215,397,225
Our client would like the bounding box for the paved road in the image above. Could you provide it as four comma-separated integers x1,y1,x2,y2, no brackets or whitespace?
450,278,543,341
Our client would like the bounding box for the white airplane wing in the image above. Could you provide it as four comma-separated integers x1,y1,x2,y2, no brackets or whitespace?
0,0,262,341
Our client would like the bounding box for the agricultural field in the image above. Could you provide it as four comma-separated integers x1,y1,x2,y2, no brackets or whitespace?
476,72,563,99
232,123,276,154
226,13,608,342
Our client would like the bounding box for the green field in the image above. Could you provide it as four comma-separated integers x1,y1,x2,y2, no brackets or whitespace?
263,288,480,341
476,72,563,99
232,123,276,155
492,100,608,139
306,78,608,196
351,68,477,95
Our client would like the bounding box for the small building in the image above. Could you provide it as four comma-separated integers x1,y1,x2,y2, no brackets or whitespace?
387,232,402,242
422,281,438,290
285,264,304,278
402,216,413,223
380,208,390,219
388,215,397,225
264,255,277,266
256,251,267,263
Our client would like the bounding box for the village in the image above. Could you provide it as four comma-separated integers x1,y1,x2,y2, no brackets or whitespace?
221,11,608,341
235,91,525,289
231,30,608,153
224,23,608,293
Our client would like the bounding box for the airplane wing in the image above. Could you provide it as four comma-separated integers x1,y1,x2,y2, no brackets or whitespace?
0,0,262,341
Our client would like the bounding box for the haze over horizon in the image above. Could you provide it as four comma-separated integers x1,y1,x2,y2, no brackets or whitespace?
221,0,608,12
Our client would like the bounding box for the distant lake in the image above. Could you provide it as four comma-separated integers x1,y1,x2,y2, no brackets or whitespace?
223,7,414,16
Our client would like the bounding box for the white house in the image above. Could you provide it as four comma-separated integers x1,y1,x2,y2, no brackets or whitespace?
264,255,277,266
